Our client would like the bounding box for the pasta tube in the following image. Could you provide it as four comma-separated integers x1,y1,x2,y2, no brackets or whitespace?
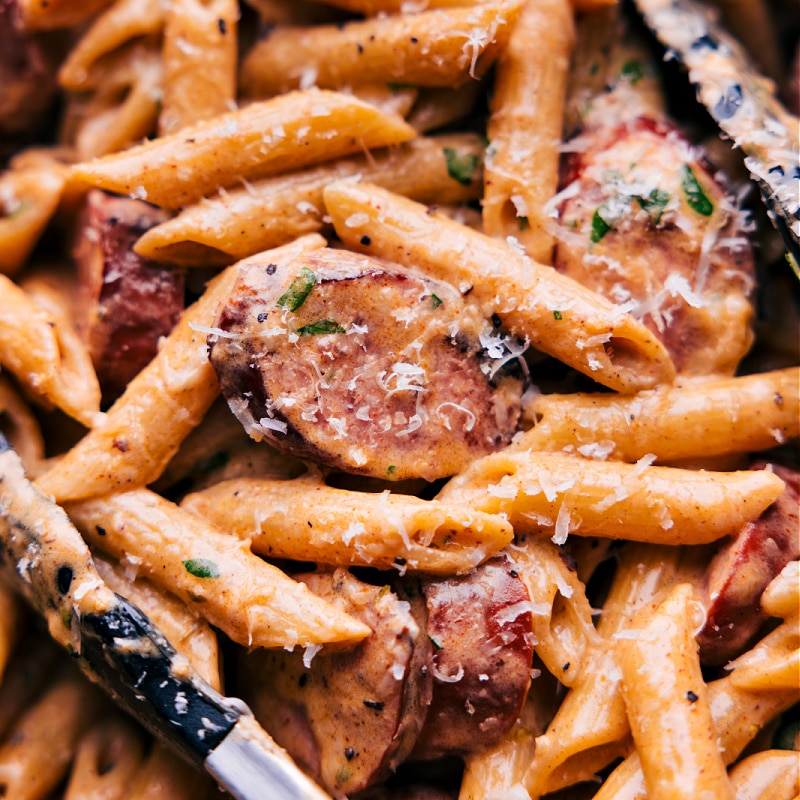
160,0,239,135
68,89,417,209
728,750,800,800
65,488,372,649
322,180,676,393
180,474,514,575
617,584,734,800
0,274,101,428
437,451,786,545
483,0,574,263
35,235,325,503
0,166,64,275
134,134,485,266
517,367,800,463
240,2,522,96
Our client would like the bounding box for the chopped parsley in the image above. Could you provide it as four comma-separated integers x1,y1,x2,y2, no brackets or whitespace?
635,188,670,224
518,215,530,231
277,267,316,311
590,206,613,243
553,310,563,320
182,558,221,579
297,319,345,335
620,59,644,84
681,165,714,216
387,465,396,476
443,147,478,186
431,293,443,309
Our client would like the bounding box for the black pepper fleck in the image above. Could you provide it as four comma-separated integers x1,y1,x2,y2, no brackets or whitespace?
363,700,384,711
360,234,371,246
56,566,74,595
687,690,698,703
257,312,268,322
266,263,277,275
218,18,227,34
344,747,356,760
96,525,106,537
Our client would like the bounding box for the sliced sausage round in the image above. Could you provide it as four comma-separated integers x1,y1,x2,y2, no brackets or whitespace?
208,247,524,481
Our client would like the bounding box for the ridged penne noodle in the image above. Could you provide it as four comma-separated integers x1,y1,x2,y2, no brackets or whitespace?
57,0,166,91
761,560,800,620
180,474,514,574
0,274,101,428
68,89,417,209
509,536,599,686
65,488,372,649
0,668,105,800
94,555,222,690
728,749,800,800
126,742,213,800
35,235,325,503
322,180,676,393
524,543,708,796
437,451,785,545
17,0,114,30
240,2,522,96
726,617,799,691
592,643,800,800
618,584,734,800
159,0,239,135
134,134,484,266
63,41,164,160
0,167,64,275
63,715,146,800
483,0,574,263
517,368,800,463
302,0,484,16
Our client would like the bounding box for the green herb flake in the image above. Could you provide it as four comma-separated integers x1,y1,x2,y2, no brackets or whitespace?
431,294,443,309
635,188,670,224
553,310,563,320
297,319,346,336
386,81,415,91
183,558,221,579
387,465,397,476
620,59,644,84
681,165,714,216
590,206,612,243
277,267,316,311
518,215,530,231
443,147,478,186
335,764,352,785
429,635,443,650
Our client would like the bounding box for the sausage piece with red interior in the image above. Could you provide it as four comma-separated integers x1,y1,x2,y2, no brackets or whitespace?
73,190,185,402
698,463,800,665
410,555,534,759
553,117,755,377
208,248,524,482
236,569,432,797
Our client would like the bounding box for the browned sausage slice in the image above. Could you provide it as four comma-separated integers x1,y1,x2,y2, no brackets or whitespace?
73,190,185,402
698,463,800,665
411,555,534,759
236,569,432,797
208,248,524,481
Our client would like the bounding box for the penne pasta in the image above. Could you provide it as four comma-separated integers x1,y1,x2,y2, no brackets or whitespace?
57,0,166,91
65,487,372,649
160,0,239,135
0,273,102,428
0,376,45,472
437,451,786,545
63,714,146,800
727,618,800,691
483,0,574,263
133,134,485,266
617,583,734,800
68,89,417,209
240,2,522,96
322,180,677,393
728,749,800,800
0,166,65,276
517,367,800,463
35,235,325,503
17,0,114,30
0,668,106,800
180,474,514,574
